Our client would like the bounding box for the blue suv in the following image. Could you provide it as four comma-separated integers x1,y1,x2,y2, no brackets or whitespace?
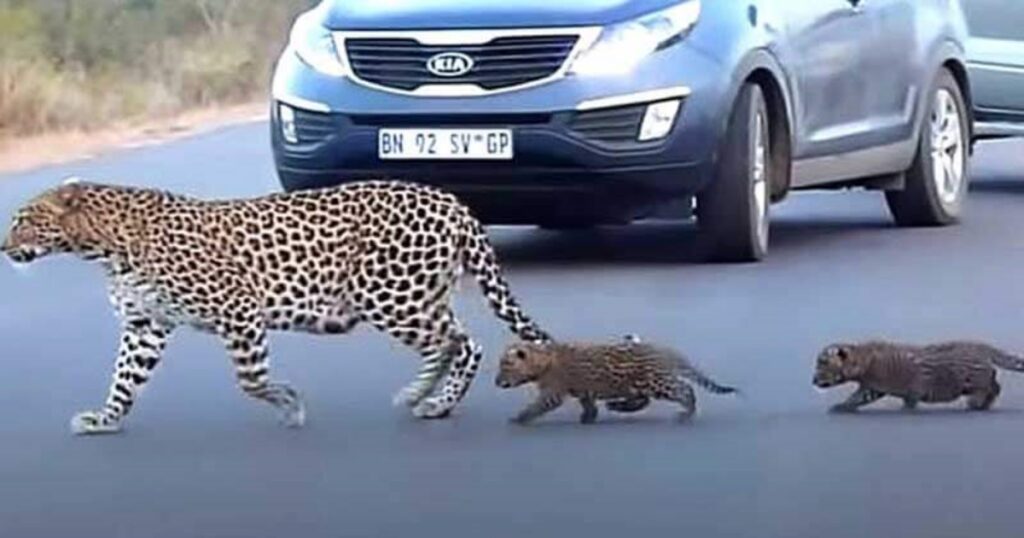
271,0,973,261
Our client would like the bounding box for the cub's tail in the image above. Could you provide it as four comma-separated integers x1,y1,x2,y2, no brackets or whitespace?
675,356,739,395
990,349,1024,373
460,213,551,343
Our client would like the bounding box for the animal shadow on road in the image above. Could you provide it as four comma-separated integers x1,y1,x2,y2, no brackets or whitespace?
971,178,1024,195
830,407,1024,419
491,218,891,267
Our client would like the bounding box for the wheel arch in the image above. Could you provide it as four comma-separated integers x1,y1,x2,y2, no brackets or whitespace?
745,66,793,201
941,57,975,151
719,48,795,201
917,40,974,153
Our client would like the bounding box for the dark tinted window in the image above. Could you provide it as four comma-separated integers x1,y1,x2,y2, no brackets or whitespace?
962,0,1024,39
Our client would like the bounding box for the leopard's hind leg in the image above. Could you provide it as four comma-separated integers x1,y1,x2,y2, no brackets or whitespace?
383,314,462,410
656,382,697,421
411,325,483,419
579,395,599,424
967,379,1000,411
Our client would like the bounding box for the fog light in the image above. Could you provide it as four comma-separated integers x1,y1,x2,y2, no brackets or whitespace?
639,100,681,141
279,103,298,144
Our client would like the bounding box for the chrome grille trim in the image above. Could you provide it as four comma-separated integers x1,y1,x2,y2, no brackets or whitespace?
334,27,601,97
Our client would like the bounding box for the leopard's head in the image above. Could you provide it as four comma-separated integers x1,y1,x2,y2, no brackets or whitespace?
495,342,556,389
2,179,99,264
813,343,867,388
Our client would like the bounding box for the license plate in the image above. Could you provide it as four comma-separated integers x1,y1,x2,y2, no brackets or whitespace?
378,128,513,160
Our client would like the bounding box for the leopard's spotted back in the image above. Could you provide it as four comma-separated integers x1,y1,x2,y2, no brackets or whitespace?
3,179,550,433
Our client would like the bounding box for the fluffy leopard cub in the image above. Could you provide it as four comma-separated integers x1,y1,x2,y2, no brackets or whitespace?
495,340,737,424
813,341,1024,413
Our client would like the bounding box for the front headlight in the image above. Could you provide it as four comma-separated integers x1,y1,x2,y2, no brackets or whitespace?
289,9,347,77
570,0,701,76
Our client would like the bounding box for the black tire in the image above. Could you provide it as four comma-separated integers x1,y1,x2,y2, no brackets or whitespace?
886,69,969,226
697,83,772,262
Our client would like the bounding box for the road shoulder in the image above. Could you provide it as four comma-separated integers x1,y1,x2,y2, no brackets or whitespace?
0,103,268,175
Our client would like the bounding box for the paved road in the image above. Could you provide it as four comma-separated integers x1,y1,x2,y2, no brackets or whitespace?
2,124,1024,538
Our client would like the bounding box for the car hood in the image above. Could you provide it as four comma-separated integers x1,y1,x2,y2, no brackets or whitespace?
320,0,683,30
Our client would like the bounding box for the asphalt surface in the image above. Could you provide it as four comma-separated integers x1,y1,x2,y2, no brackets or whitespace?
2,124,1024,538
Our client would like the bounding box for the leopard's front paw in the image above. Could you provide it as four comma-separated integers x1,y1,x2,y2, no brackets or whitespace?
412,397,452,419
70,411,122,436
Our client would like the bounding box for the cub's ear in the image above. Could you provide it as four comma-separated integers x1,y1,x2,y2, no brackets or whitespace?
840,350,867,377
56,182,84,210
39,182,84,214
825,344,850,359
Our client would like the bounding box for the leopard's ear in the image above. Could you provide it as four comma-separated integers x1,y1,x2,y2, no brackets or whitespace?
54,183,107,247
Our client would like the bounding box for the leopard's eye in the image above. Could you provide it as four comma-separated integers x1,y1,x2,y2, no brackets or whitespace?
513,349,527,361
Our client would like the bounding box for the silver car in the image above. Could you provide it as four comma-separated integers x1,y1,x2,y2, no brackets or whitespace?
964,0,1024,138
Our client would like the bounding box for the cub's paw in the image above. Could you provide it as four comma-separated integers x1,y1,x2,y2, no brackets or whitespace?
509,415,530,425
392,386,427,408
412,397,452,420
70,411,122,436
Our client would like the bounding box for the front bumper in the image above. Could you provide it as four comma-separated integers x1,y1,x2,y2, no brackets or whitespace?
270,37,729,223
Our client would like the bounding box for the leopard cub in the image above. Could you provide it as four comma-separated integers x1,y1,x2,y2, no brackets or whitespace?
813,341,1024,413
495,339,737,424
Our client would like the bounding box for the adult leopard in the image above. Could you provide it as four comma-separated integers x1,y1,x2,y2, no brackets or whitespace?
1,178,550,434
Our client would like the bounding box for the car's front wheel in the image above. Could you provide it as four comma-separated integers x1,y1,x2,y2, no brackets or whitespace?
886,69,969,226
698,82,772,262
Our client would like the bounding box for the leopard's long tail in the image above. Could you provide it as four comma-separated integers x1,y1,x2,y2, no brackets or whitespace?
460,214,551,343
